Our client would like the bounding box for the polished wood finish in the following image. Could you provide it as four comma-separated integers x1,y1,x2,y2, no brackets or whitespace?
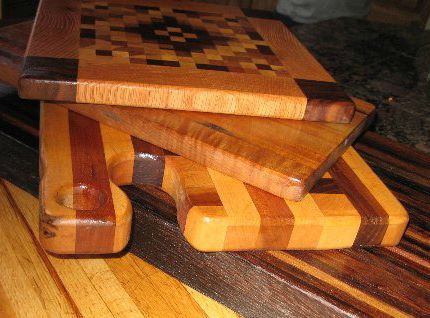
41,103,406,253
64,98,374,201
2,17,372,200
1,92,429,317
0,179,240,318
19,0,356,121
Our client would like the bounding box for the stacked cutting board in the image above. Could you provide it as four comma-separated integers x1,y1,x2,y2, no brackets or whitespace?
13,0,407,254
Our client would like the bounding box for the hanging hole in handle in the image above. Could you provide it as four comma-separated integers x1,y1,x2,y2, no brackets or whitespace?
56,183,107,211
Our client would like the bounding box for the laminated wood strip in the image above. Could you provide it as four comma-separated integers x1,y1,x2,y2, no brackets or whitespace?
68,111,116,253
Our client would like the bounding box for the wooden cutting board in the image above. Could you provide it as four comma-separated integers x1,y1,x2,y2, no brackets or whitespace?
13,8,374,200
40,102,407,254
20,0,355,122
3,108,429,318
63,99,374,201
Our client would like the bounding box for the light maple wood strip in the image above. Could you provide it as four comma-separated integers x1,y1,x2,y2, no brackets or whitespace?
249,17,334,82
0,181,78,318
0,283,16,318
184,286,242,318
75,64,308,119
208,168,261,250
105,255,208,318
76,259,144,317
99,124,135,252
39,103,77,254
2,179,241,318
285,195,324,248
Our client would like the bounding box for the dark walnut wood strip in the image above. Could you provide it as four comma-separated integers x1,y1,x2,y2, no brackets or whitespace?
19,0,80,101
296,79,355,123
20,57,78,101
0,21,33,87
68,111,116,254
330,157,389,246
131,136,166,187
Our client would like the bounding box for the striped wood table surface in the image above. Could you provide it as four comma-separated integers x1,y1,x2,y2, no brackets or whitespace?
0,178,241,317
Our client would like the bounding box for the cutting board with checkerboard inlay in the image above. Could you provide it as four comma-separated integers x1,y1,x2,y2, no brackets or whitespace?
20,0,355,121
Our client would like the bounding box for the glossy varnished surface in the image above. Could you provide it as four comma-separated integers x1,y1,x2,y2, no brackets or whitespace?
5,17,371,200
64,98,374,201
41,103,407,253
1,19,428,318
19,0,355,121
1,91,429,317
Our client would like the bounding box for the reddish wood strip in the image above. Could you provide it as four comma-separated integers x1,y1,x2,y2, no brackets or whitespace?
310,178,342,194
245,184,295,248
68,111,116,254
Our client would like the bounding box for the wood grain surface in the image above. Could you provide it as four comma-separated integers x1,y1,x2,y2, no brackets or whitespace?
1,90,429,318
19,0,355,121
63,98,374,201
0,179,241,318
1,19,428,318
41,103,407,253
3,16,372,200
0,21,33,87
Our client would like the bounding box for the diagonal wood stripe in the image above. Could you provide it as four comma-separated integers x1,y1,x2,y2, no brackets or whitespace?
285,195,323,248
68,111,116,254
98,124,134,252
330,157,389,246
208,169,261,250
385,246,430,271
310,178,342,194
340,147,408,246
269,251,413,318
245,184,295,249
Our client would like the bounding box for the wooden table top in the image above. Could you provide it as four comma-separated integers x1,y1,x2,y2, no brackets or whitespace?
0,178,241,317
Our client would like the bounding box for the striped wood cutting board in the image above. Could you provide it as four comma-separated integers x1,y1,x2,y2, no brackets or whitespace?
40,103,408,254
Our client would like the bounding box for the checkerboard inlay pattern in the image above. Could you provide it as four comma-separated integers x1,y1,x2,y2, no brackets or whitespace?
79,0,289,76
